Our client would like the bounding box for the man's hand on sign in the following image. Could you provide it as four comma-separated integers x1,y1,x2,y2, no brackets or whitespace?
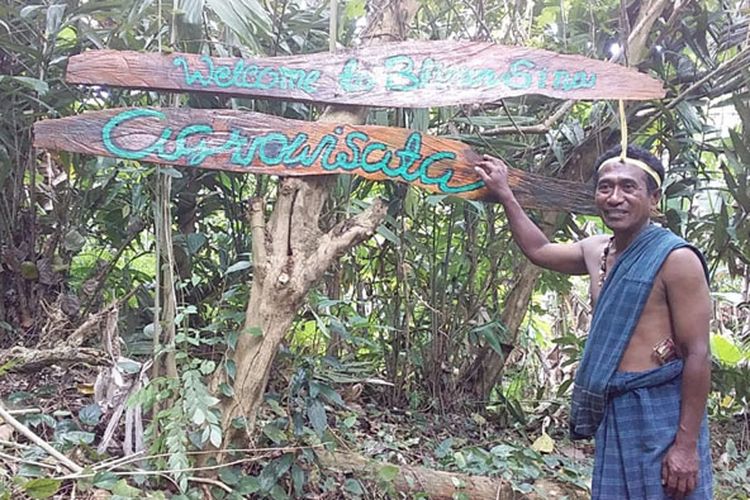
661,442,699,499
474,154,514,203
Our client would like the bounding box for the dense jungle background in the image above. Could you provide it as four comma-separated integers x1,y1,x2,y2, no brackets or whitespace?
1,0,749,498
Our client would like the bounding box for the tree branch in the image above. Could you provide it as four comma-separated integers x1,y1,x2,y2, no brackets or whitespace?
306,199,388,285
0,403,83,473
0,346,108,372
483,101,574,136
248,197,268,281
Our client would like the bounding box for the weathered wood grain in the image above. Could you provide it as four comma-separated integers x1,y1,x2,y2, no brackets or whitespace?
33,107,596,213
66,41,665,108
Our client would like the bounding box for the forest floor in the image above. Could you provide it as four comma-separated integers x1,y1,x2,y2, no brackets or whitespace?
1,363,748,499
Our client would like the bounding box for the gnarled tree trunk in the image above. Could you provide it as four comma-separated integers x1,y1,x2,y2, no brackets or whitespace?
217,0,419,445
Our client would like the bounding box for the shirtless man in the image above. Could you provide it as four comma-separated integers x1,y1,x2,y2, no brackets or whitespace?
475,145,712,499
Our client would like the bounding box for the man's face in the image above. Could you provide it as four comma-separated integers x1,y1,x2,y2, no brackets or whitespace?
595,161,660,232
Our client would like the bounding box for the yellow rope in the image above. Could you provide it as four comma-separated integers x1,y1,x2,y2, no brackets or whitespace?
619,99,627,160
601,99,662,188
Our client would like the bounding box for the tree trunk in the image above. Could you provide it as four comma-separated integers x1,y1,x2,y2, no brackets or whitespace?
217,0,419,446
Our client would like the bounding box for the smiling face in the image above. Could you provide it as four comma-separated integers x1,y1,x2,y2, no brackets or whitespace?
595,161,660,233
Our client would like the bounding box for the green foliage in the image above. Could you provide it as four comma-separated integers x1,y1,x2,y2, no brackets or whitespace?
435,439,591,494
1,0,748,497
715,438,750,498
20,478,61,499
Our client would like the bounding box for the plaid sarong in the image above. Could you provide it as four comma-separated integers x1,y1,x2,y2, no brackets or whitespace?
593,360,712,499
570,224,707,438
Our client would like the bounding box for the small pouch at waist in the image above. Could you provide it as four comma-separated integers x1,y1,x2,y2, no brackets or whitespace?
652,337,679,365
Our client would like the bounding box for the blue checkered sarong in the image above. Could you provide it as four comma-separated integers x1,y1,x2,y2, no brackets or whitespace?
593,360,712,499
570,225,708,438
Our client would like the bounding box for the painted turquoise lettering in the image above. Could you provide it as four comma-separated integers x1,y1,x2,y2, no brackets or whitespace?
102,108,167,160
242,65,259,88
258,67,279,90
385,55,420,91
503,59,534,90
228,132,251,165
568,71,596,90
472,69,500,89
324,127,356,171
417,58,437,88
143,129,174,161
552,70,568,90
172,54,320,94
258,133,289,165
419,152,453,186
220,131,248,164
434,64,457,88
279,67,307,91
537,68,548,89
102,111,484,195
417,151,483,193
329,149,357,171
173,56,213,87
213,65,233,88
301,134,338,169
315,134,341,170
232,135,260,166
280,133,312,166
184,125,220,165
231,60,246,88
391,132,422,180
459,69,475,88
361,143,392,173
195,125,245,166
155,124,209,163
344,131,366,168
299,70,321,94
339,59,375,93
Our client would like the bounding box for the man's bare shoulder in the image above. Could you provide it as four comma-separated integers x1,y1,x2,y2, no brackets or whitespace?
578,234,610,258
661,247,708,285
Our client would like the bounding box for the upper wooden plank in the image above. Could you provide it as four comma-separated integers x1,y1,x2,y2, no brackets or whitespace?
66,41,665,107
32,107,596,213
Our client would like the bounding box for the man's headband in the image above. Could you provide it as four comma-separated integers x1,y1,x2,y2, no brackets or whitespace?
597,156,663,189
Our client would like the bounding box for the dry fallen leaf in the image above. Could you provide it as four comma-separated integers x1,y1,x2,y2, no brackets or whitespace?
531,431,555,454
77,383,95,395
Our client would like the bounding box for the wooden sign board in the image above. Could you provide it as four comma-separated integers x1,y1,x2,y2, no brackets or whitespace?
33,108,596,213
66,41,665,108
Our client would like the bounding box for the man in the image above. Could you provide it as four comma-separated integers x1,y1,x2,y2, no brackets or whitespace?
474,145,712,499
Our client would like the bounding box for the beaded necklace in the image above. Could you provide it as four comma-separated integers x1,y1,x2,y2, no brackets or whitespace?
597,236,615,289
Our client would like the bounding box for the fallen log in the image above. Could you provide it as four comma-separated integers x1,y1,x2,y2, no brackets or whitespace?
0,346,108,373
317,450,585,499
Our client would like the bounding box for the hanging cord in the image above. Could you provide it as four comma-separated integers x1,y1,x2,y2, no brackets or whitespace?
618,0,631,161
619,99,628,160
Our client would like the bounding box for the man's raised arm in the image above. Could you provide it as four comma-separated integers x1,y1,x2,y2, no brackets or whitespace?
474,155,588,275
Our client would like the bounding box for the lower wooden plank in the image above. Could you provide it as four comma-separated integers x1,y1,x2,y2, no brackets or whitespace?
32,108,596,213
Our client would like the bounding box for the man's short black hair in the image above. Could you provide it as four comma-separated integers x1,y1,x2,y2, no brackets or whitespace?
593,144,665,193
